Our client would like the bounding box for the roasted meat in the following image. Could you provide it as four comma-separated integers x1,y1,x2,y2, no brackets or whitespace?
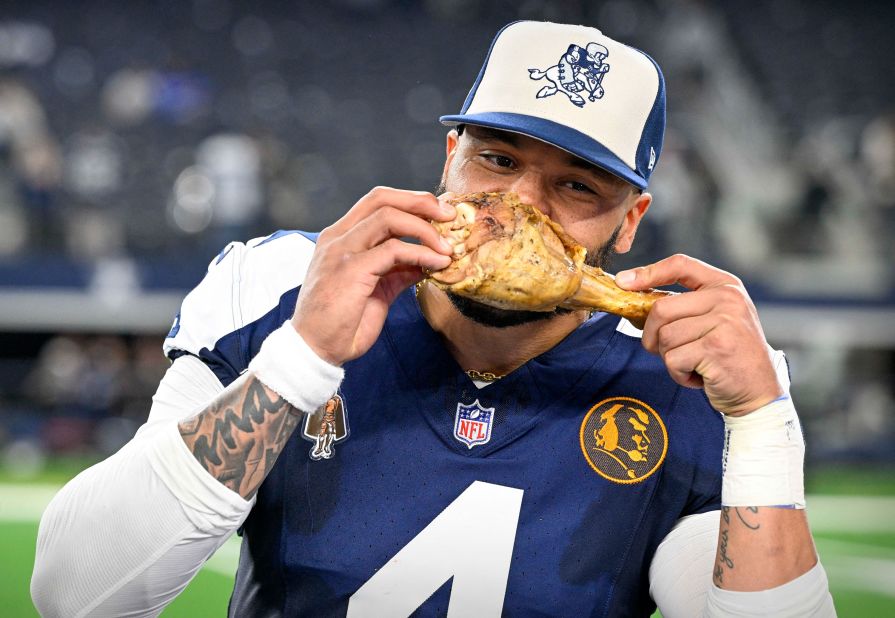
427,192,672,329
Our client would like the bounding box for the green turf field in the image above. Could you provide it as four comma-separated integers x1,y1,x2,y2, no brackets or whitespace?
2,466,893,617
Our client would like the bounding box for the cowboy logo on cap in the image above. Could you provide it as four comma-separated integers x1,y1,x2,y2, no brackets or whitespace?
528,41,610,107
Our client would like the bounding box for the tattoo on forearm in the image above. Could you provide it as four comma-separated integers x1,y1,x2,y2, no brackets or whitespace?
716,527,734,584
713,562,724,585
735,505,761,530
713,506,763,587
179,373,301,499
714,507,734,586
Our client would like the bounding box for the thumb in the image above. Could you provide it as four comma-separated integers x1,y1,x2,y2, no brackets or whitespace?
614,267,642,291
615,254,735,292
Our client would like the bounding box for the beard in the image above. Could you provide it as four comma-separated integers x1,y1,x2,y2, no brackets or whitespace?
433,181,621,329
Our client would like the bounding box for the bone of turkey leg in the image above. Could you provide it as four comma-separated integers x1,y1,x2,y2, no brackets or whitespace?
427,192,672,329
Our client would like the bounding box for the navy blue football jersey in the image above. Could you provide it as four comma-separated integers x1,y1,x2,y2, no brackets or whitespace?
165,231,725,617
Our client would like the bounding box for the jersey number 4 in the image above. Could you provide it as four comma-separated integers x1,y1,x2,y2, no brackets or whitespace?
347,481,523,617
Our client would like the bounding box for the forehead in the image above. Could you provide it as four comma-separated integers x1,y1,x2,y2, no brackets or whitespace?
460,125,632,190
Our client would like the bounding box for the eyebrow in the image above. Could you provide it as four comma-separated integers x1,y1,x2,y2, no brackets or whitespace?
465,125,520,147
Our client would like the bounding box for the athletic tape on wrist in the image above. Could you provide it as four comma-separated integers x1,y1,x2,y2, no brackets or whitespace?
247,321,344,413
721,396,806,509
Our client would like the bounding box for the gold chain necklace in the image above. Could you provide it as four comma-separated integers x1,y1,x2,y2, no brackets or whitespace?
465,369,505,382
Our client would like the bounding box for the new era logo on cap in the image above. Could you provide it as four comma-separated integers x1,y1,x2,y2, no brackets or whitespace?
441,21,666,190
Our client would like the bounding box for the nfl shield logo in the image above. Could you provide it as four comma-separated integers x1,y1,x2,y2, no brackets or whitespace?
453,399,495,449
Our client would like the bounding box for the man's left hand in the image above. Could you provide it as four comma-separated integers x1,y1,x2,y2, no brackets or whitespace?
616,254,783,416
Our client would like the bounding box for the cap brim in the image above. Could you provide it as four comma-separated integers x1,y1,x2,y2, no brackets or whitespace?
440,111,647,190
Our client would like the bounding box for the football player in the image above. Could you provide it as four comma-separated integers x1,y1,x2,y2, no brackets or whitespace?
32,21,833,617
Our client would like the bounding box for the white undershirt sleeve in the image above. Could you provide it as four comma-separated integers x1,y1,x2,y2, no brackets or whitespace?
704,561,836,617
649,510,835,617
649,511,720,617
31,355,254,618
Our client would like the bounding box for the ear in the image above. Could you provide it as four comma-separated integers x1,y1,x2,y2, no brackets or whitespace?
441,129,461,182
613,191,651,254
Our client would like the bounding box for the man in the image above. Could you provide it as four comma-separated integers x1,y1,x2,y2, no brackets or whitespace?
31,21,834,616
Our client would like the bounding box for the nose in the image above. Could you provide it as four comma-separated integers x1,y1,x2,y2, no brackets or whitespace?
507,171,550,216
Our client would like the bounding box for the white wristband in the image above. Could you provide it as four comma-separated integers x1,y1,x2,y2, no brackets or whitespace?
721,396,806,509
247,321,345,413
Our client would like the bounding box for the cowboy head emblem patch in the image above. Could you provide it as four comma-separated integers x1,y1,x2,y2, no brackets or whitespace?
453,399,495,449
579,397,667,484
302,394,349,460
528,41,610,107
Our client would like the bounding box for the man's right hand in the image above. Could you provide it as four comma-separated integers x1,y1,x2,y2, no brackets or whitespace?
292,187,456,366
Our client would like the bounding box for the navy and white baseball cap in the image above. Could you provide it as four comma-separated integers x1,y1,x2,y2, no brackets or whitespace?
440,21,666,190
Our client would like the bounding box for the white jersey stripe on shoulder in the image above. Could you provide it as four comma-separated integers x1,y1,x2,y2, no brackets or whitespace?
163,232,317,359
238,232,316,327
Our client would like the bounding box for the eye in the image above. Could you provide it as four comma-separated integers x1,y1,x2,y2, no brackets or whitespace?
563,180,596,195
481,153,515,169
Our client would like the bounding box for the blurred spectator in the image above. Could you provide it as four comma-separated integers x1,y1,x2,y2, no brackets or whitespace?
859,111,895,264
102,69,159,127
62,129,126,202
17,334,167,457
0,78,62,253
24,336,88,411
0,143,28,256
197,132,263,247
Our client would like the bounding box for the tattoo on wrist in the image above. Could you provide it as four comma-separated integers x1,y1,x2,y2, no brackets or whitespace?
179,373,301,498
716,527,734,585
713,506,762,587
735,505,761,530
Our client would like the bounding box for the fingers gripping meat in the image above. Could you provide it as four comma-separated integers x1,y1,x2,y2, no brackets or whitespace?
427,192,672,329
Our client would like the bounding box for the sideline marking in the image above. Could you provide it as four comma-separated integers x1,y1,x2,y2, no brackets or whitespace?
815,539,895,599
807,495,895,534
0,484,61,522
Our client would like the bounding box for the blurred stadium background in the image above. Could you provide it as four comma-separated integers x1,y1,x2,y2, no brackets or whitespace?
1,0,893,616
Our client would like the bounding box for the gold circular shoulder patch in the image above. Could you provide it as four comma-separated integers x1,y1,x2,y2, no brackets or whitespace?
579,397,668,484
